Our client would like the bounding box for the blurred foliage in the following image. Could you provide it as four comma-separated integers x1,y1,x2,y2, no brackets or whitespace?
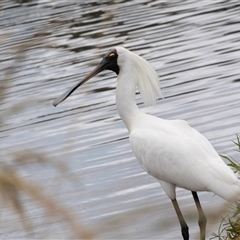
212,135,240,240
0,33,94,239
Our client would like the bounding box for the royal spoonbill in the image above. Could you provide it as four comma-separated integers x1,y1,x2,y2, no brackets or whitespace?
53,47,240,240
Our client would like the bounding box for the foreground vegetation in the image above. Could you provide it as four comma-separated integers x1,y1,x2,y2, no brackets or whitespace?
212,135,240,240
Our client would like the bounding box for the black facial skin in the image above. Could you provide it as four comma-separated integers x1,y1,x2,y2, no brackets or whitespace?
100,49,119,75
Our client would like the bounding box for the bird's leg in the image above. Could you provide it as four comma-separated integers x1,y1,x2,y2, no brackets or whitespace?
171,199,189,240
192,191,207,240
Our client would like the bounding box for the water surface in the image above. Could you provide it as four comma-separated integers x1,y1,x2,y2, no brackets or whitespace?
1,0,240,239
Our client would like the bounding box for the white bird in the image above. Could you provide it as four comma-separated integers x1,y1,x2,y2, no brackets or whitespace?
53,47,240,240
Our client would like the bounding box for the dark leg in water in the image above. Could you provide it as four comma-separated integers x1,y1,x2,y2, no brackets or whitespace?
171,198,189,240
192,191,207,240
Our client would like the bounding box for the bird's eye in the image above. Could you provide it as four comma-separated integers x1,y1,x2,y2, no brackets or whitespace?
109,53,115,58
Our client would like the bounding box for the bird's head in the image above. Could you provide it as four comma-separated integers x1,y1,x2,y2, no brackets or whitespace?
53,47,120,107
53,47,162,107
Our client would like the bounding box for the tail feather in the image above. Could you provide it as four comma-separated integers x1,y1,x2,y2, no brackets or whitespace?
209,179,240,202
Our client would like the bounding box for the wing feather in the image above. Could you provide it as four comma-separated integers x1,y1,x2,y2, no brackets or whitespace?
129,122,240,200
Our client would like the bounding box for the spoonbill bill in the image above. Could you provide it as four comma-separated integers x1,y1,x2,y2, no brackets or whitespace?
53,47,240,240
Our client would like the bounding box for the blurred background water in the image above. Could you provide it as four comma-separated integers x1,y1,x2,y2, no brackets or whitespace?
0,0,240,239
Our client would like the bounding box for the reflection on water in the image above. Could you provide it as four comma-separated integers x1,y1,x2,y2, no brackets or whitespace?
1,0,240,239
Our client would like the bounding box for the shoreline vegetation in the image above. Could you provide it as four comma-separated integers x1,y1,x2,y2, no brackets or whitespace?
212,135,240,240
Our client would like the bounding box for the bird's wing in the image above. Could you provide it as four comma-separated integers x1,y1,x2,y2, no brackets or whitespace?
169,119,220,159
129,124,238,196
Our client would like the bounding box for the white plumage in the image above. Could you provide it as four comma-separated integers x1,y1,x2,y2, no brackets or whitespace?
115,46,240,201
130,119,240,200
54,46,240,240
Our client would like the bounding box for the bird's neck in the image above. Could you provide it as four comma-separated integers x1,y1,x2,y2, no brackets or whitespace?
116,69,141,132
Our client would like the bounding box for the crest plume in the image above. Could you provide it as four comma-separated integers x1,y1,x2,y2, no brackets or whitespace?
132,52,163,106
